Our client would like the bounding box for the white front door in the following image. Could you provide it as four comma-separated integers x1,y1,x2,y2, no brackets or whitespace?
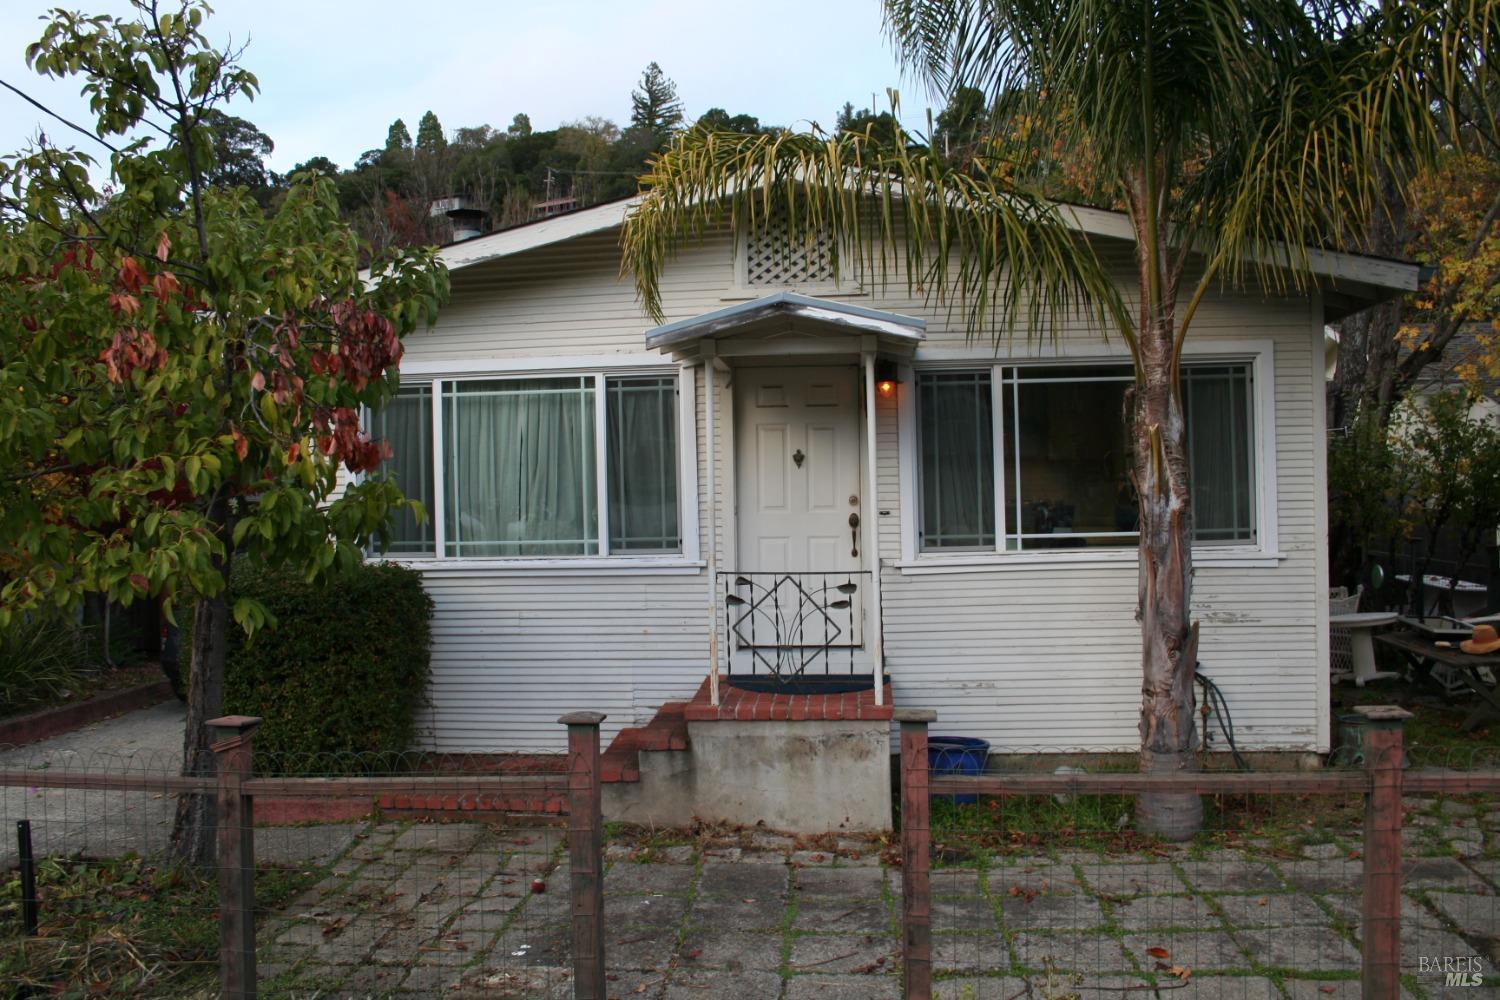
734,365,864,647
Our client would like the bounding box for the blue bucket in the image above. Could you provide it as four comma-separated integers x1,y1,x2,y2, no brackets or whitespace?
928,736,990,804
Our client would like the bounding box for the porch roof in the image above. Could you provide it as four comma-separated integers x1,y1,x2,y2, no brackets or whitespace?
643,292,926,356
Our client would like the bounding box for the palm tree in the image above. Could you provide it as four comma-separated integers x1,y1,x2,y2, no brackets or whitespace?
622,0,1494,838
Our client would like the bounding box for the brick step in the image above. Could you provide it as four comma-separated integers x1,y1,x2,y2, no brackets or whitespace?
600,701,692,784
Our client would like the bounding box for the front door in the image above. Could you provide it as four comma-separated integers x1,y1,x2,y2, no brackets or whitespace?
734,365,864,647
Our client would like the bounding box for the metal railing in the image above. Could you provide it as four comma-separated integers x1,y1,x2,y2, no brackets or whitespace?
717,570,871,684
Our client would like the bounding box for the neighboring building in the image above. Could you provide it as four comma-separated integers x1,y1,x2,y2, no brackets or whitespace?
363,198,1420,753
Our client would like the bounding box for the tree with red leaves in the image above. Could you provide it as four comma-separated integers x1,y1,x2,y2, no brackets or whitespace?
0,1,448,863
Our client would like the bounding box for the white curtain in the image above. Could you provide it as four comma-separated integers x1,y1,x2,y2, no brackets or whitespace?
607,377,679,552
444,378,597,556
374,387,433,554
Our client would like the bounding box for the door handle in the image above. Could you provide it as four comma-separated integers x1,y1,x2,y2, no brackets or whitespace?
849,512,860,558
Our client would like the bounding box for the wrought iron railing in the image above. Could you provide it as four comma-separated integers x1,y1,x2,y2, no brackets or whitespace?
717,571,871,683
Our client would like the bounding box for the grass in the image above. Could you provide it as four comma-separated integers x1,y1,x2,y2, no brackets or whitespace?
921,680,1500,856
0,854,321,999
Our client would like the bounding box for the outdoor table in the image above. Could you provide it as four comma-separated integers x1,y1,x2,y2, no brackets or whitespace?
1329,611,1401,686
1375,630,1500,732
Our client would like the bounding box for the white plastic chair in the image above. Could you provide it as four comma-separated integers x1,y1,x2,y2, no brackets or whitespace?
1329,585,1363,683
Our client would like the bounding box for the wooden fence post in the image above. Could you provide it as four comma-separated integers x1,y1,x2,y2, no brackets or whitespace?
895,707,936,1000
208,714,262,1000
1358,705,1411,1000
560,712,607,1000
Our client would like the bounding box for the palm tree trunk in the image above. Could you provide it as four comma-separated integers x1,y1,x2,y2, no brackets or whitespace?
1133,319,1203,841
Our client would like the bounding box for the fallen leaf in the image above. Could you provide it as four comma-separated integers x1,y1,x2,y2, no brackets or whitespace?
1146,946,1170,959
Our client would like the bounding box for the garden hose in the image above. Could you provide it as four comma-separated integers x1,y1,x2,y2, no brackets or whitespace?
1195,666,1249,771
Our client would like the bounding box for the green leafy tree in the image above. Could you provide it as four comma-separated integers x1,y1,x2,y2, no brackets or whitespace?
934,85,987,161
415,109,446,156
0,0,448,861
385,117,412,151
507,113,532,139
694,108,766,135
624,0,1488,838
199,108,275,194
630,61,684,139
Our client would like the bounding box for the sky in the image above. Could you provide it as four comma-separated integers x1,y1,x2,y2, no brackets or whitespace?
0,0,924,174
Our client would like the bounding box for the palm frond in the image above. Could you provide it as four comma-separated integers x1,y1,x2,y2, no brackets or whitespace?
621,124,1127,351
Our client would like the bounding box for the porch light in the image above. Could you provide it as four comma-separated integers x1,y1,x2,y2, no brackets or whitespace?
875,360,901,398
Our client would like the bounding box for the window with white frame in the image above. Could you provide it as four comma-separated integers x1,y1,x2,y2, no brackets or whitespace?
370,385,435,555
372,373,681,558
917,362,1257,552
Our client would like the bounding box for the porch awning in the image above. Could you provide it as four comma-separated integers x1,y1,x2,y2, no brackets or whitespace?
644,291,925,359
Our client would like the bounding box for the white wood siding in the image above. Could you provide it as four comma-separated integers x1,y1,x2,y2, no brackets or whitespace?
389,226,1330,753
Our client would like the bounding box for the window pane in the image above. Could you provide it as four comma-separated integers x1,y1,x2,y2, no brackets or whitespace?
1015,372,1135,549
919,372,995,549
372,385,434,555
443,378,597,557
1184,364,1256,543
607,376,680,552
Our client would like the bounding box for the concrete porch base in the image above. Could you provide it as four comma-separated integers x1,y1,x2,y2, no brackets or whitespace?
602,677,894,834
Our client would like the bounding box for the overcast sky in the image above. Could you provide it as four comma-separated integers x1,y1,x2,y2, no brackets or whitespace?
0,0,922,174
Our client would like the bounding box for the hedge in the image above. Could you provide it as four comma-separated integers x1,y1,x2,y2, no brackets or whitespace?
224,559,433,770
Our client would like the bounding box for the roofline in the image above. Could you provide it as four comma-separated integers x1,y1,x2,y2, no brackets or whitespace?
644,291,926,351
430,192,1421,299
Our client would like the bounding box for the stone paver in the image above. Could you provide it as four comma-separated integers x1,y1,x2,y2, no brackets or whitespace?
226,803,1500,996
1211,891,1332,928
1080,862,1183,896
788,932,898,974
1111,892,1221,929
1234,926,1361,971
1122,930,1250,971
1012,929,1132,973
1001,893,1106,930
785,972,902,998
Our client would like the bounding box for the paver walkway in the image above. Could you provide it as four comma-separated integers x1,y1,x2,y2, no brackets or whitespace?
259,812,1500,999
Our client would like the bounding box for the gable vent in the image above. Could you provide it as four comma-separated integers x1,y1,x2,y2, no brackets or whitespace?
745,219,837,287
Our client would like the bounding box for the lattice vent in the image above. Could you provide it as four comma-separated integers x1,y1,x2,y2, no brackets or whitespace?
744,219,836,287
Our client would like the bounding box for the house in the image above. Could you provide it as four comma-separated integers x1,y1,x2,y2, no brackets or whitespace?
364,197,1420,760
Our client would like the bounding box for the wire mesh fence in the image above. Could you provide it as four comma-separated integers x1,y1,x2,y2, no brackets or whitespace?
3,708,1499,999
0,717,596,1000
908,722,1500,1000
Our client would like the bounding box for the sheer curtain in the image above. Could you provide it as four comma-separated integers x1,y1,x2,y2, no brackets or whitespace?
373,386,433,555
1184,365,1256,543
919,372,995,549
444,378,597,556
607,377,679,552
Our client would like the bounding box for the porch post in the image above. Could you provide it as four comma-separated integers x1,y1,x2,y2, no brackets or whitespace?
863,350,885,704
703,347,721,706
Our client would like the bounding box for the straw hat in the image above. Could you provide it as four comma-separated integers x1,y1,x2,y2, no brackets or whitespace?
1461,624,1500,654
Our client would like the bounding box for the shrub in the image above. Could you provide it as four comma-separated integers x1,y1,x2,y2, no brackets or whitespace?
0,611,91,717
224,559,433,770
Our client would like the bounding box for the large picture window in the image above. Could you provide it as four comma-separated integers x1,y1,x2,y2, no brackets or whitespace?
372,372,683,559
918,362,1257,552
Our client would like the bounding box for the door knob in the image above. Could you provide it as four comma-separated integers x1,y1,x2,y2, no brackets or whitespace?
849,512,860,557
